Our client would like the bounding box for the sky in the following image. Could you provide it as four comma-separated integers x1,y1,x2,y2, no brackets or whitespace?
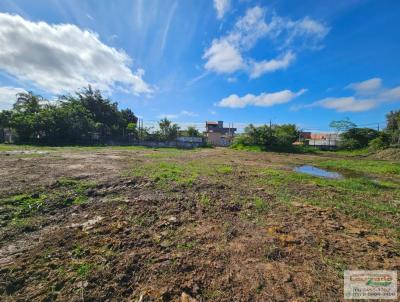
0,0,399,132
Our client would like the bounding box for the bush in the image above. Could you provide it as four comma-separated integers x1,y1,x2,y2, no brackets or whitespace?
339,138,362,150
340,128,379,150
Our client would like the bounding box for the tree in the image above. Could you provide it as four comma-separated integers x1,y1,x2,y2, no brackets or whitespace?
233,123,299,150
340,128,379,149
158,118,180,141
13,92,42,114
386,110,400,144
329,118,356,133
186,126,200,137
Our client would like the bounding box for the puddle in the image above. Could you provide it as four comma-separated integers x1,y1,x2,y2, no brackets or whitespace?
294,165,343,179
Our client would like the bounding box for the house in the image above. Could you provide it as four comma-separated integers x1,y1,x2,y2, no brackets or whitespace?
307,132,341,150
204,121,236,146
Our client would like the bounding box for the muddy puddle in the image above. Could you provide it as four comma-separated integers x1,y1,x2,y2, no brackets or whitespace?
294,165,343,179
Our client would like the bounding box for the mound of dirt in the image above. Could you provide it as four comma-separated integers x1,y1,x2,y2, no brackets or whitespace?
369,148,400,160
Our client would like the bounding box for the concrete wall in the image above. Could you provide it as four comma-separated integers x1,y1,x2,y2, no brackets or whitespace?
206,132,233,147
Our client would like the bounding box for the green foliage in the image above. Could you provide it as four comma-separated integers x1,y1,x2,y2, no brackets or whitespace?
200,194,211,207
1,86,138,144
158,118,180,141
329,118,356,133
232,123,299,151
74,262,93,278
216,165,233,174
386,110,400,144
253,197,269,212
339,128,379,149
186,126,201,137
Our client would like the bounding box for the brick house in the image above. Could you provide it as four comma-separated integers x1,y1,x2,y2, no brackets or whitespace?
204,121,236,146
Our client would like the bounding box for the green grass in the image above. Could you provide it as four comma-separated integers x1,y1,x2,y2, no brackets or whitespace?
0,178,97,227
73,262,93,278
200,194,211,207
215,165,233,174
315,159,400,175
253,197,269,212
258,167,400,236
231,144,265,152
128,159,236,187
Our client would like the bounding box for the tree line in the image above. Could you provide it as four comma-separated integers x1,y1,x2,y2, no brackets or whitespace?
232,110,400,151
0,86,201,145
329,111,400,150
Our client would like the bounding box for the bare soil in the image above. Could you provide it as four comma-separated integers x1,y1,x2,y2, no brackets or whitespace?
0,147,399,301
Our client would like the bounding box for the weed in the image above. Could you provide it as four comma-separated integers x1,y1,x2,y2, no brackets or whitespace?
200,194,211,207
73,263,93,279
72,245,86,258
253,197,269,213
177,240,196,250
216,165,233,174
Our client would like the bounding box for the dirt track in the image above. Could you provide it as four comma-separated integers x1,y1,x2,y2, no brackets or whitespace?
0,147,399,301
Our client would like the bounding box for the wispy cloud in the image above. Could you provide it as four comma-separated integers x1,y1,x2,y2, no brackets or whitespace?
216,89,306,108
0,13,152,95
295,78,400,112
86,13,94,20
158,110,198,119
0,86,27,110
310,97,377,112
213,0,231,19
160,1,178,54
250,52,295,78
203,6,329,78
346,77,382,95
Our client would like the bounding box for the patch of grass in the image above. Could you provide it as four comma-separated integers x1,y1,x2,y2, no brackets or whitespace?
199,194,211,207
231,144,265,152
0,194,47,219
73,262,93,279
130,161,200,187
55,177,96,205
253,197,269,213
257,167,400,237
72,245,86,258
216,165,233,174
177,240,196,250
316,159,400,175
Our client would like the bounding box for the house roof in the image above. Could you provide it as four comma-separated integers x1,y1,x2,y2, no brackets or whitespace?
206,121,218,125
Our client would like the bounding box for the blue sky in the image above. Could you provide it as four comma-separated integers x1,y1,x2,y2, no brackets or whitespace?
0,0,399,131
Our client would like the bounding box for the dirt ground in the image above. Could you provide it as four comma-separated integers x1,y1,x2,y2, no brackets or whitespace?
0,146,399,301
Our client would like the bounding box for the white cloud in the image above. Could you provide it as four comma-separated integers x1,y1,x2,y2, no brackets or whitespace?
158,110,198,119
282,16,330,50
0,13,152,95
180,110,198,117
203,39,244,73
297,78,400,112
314,97,377,112
230,6,269,50
250,52,295,78
217,89,306,108
213,0,231,19
203,6,328,78
380,86,400,100
0,86,27,110
347,77,382,95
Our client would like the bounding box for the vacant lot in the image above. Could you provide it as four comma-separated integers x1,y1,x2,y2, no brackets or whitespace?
0,145,399,301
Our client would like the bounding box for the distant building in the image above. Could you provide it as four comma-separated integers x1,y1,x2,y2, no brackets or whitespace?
205,121,236,146
308,132,341,150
